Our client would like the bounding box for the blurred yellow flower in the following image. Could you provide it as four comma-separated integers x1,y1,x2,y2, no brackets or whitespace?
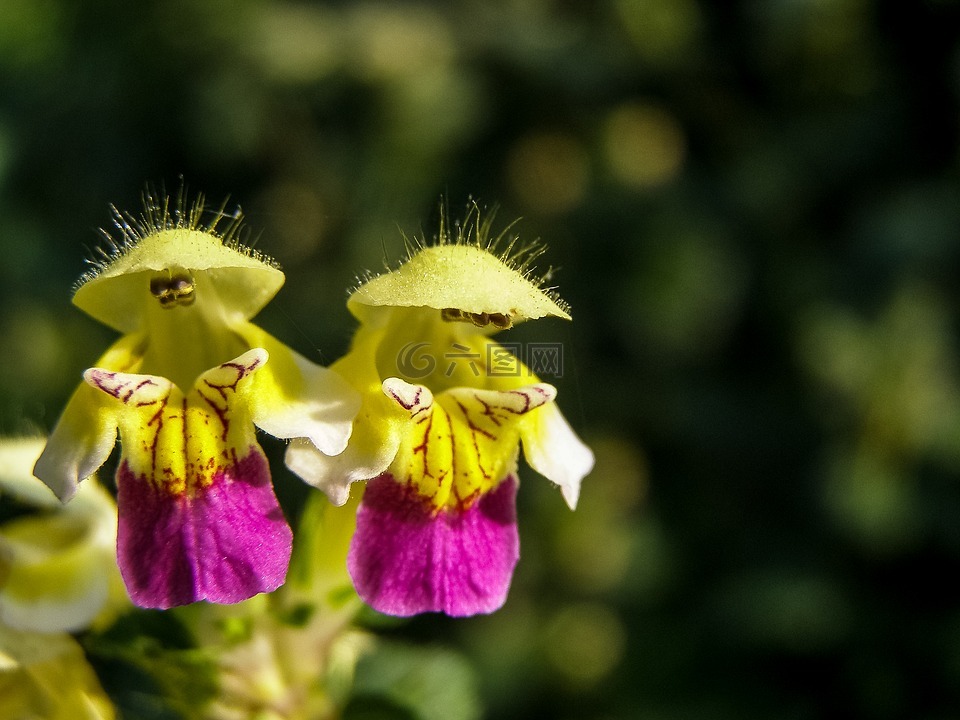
0,626,115,720
1,437,126,633
1,437,120,720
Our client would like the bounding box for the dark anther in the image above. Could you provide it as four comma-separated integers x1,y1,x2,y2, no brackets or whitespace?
150,271,196,309
488,313,512,329
440,307,512,329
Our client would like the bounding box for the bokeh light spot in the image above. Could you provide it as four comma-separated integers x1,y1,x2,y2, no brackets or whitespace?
823,448,923,555
544,603,626,687
614,0,702,66
349,5,454,80
603,102,686,190
553,437,659,595
506,131,589,215
0,0,65,69
620,229,746,360
248,4,341,83
254,181,337,263
1,305,67,397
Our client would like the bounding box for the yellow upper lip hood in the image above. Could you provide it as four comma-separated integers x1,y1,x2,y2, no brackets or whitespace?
73,228,284,333
347,243,571,326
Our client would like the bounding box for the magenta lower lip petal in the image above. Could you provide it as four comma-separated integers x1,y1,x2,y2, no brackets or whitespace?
116,448,291,609
347,473,520,617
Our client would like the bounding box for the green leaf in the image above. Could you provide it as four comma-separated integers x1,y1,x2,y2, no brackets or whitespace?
346,641,482,720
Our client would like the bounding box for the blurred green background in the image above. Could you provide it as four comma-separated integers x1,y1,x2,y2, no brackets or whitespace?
3,0,960,718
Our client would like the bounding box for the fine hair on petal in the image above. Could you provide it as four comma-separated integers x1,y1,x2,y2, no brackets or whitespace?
353,198,570,317
76,182,279,292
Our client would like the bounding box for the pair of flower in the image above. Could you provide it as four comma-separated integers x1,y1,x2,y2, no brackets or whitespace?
31,195,594,617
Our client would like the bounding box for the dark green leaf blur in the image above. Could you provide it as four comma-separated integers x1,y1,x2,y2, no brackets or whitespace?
2,0,960,718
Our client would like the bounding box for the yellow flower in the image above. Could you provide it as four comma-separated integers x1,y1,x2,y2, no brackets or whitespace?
1,437,120,720
1,437,126,633
0,626,116,720
33,192,360,608
286,207,594,616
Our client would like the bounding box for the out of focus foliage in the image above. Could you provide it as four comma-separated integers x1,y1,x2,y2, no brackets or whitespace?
2,0,960,718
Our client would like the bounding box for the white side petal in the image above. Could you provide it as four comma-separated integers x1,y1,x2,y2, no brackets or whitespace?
285,439,352,505
33,384,119,503
284,378,432,506
235,324,361,455
521,402,594,510
252,351,361,454
285,436,394,506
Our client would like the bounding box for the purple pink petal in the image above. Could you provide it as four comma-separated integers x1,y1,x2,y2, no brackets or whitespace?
116,448,292,608
347,473,520,616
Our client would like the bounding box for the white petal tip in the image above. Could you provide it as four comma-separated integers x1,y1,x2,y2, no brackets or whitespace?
285,439,355,506
561,483,581,511
382,377,434,415
522,403,593,511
